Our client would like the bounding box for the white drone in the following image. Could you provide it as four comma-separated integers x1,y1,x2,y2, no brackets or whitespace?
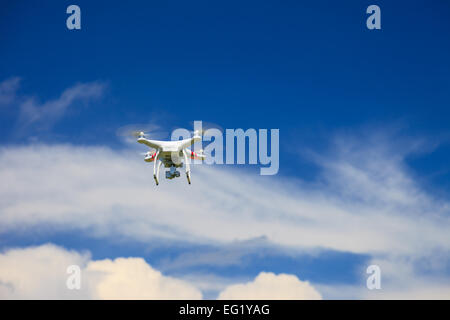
135,130,206,185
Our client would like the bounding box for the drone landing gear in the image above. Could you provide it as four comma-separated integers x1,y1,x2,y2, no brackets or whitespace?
183,149,191,185
153,151,161,186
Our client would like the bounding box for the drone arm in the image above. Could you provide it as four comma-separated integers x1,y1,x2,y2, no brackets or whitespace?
178,135,202,150
138,138,162,150
185,148,206,160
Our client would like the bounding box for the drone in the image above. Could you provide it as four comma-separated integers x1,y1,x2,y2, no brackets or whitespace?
135,130,206,185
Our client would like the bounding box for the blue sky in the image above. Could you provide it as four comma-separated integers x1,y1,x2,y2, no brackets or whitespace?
0,0,450,299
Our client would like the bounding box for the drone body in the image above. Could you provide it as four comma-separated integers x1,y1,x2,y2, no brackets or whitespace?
137,131,205,185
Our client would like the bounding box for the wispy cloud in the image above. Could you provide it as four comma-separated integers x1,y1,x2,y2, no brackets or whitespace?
0,130,449,298
17,81,106,132
1,138,446,256
0,77,20,107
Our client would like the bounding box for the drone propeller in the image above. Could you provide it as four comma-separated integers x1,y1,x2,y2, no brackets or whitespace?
116,123,168,145
131,131,148,138
188,121,223,138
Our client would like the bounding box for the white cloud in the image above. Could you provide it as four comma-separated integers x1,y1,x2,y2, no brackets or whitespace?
218,272,321,300
0,244,90,299
86,257,202,299
0,244,202,299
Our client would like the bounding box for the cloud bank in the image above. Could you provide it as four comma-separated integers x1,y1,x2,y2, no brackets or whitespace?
0,244,202,299
0,244,321,300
